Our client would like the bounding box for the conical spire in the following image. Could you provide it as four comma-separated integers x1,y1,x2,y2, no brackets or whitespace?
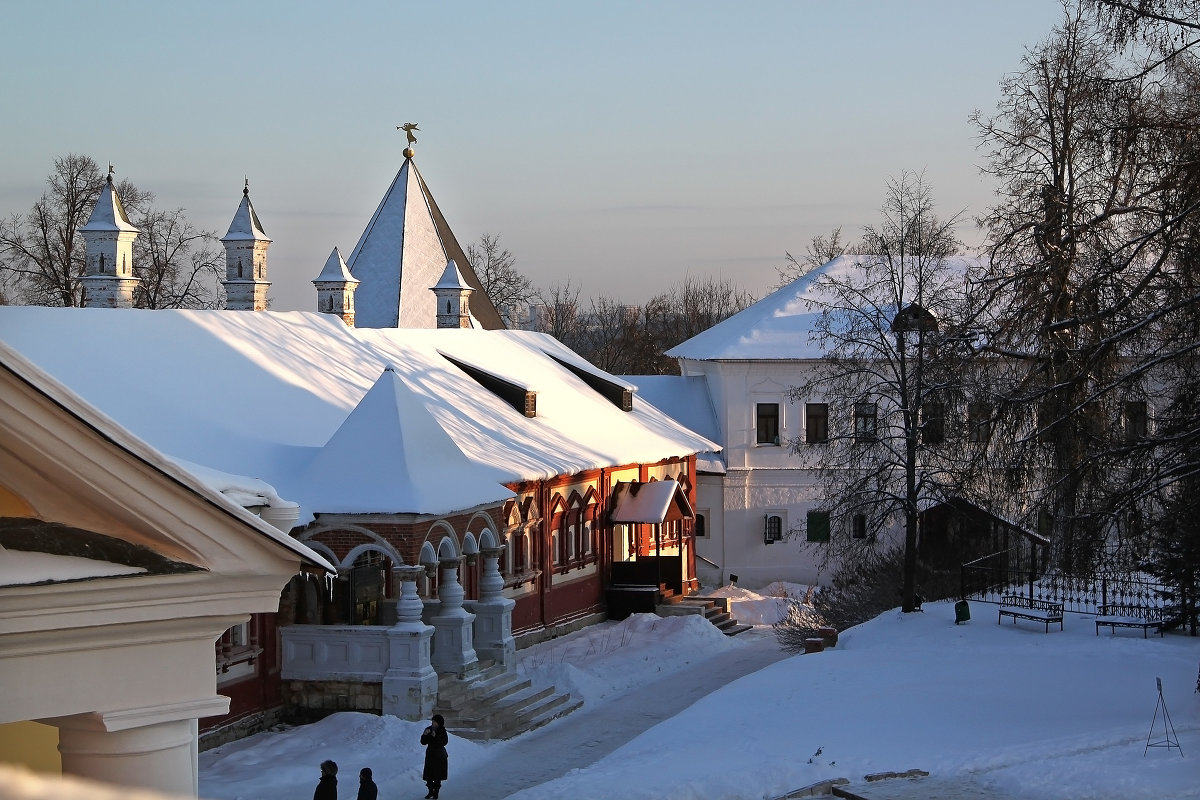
345,153,504,330
81,172,138,233
222,180,271,242
79,170,140,308
221,180,271,311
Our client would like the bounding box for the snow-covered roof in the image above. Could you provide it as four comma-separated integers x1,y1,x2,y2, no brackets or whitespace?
313,247,357,283
221,186,271,242
0,339,332,571
79,175,138,233
610,479,691,523
621,374,725,474
433,259,470,291
0,544,146,585
0,308,717,523
346,156,503,330
622,375,720,443
666,255,979,361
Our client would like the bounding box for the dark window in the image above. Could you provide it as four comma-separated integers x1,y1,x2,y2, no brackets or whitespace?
967,401,991,443
921,401,944,444
1037,400,1057,444
854,402,877,443
695,513,707,538
806,510,831,542
1124,400,1147,441
756,403,780,445
764,514,783,544
852,513,868,539
806,403,828,444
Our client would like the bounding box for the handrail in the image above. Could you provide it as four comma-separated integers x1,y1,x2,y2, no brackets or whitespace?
695,553,720,570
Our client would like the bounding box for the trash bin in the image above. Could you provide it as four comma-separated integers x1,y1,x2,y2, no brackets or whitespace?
954,600,971,624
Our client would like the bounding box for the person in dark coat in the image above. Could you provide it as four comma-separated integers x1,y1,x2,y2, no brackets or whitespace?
314,760,338,800
420,714,448,799
356,767,377,800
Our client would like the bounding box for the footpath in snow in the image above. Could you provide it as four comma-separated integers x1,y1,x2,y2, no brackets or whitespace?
199,587,1200,800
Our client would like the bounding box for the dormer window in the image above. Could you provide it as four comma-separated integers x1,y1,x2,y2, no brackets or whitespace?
440,352,536,418
546,353,633,411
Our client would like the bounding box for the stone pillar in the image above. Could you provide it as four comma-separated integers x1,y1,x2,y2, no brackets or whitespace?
470,547,515,667
382,566,438,720
51,699,228,797
430,558,478,677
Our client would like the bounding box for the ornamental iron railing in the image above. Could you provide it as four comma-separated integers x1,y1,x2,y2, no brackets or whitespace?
961,544,1168,614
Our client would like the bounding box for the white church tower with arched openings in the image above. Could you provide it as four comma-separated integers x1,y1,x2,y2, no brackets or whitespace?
431,259,474,329
312,246,359,326
80,169,140,308
221,180,271,311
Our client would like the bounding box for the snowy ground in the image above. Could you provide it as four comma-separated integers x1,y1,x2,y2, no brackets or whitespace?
198,589,1199,800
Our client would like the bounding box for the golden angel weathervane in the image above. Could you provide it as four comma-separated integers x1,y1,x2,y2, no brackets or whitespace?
397,122,419,145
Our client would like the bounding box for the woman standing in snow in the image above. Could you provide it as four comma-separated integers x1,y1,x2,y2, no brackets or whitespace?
420,714,448,799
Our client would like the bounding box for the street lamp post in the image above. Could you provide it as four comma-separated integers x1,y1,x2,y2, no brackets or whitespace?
892,303,938,613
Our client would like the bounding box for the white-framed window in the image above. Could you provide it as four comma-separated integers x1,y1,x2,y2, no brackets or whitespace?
764,510,787,544
756,402,781,446
805,402,829,444
854,402,877,443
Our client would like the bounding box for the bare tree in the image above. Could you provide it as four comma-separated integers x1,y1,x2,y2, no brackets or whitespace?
532,280,585,351
775,227,865,288
466,232,536,327
133,208,223,310
0,154,107,306
0,154,223,309
971,6,1200,569
786,172,969,613
530,275,754,376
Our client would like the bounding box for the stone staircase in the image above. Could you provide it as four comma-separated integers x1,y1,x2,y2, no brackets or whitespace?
657,591,754,636
435,662,582,741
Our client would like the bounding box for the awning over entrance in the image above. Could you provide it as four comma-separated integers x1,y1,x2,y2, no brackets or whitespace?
610,480,694,524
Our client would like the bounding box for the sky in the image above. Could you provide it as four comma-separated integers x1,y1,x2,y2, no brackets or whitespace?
187,588,1199,800
2,1,1067,312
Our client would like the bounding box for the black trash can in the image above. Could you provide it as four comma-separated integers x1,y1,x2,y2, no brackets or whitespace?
954,599,971,624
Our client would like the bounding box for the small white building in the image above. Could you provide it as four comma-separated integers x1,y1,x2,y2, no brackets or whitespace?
0,343,329,797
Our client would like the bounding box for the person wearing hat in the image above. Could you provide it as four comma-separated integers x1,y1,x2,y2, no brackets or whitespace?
420,714,448,799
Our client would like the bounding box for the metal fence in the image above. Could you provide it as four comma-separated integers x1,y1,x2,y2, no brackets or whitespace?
961,546,1168,614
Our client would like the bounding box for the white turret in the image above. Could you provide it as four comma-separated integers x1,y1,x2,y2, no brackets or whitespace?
431,259,473,329
313,247,360,326
80,169,140,308
221,180,272,311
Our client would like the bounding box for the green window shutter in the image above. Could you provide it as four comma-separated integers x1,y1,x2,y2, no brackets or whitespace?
806,511,830,542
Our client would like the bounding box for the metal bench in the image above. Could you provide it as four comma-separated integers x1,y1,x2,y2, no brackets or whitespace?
998,594,1064,632
1094,603,1164,638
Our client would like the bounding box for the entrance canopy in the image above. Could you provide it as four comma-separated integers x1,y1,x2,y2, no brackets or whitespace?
610,480,693,524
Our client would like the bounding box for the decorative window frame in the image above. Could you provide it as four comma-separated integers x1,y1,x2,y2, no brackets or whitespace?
764,510,786,545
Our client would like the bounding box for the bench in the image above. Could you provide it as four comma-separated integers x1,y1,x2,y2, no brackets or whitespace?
1094,603,1164,638
998,594,1064,632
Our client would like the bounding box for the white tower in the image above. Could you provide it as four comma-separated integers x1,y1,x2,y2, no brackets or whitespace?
221,180,272,311
431,259,473,329
312,247,359,326
79,169,140,308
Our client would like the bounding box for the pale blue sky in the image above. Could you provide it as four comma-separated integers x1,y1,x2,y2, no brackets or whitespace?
2,1,1065,311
